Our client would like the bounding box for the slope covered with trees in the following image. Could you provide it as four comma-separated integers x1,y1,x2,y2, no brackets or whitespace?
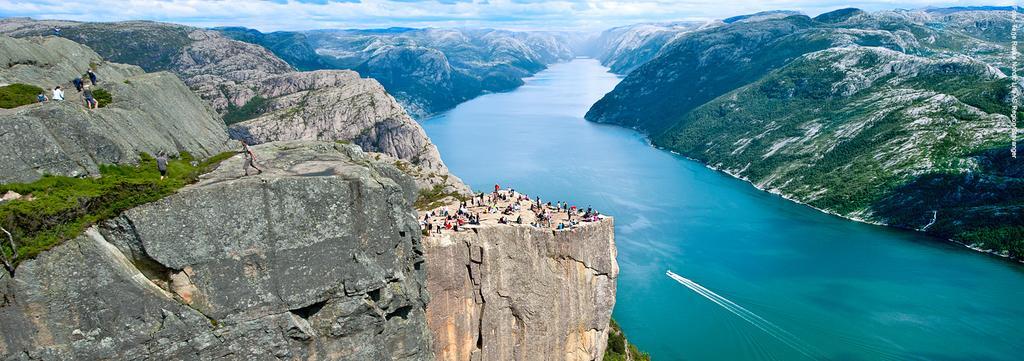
587,8,1024,257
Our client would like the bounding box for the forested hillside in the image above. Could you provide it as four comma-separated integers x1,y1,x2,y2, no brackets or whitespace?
587,8,1024,257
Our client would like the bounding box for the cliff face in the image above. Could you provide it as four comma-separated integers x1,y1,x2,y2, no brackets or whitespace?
588,21,710,74
0,141,432,360
424,220,618,361
227,70,450,174
0,35,231,183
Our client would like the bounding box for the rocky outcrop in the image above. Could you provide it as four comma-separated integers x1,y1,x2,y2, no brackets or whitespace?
228,70,449,173
0,19,452,176
424,220,618,361
0,35,231,183
0,141,432,360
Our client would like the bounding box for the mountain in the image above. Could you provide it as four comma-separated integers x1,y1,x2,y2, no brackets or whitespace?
0,35,231,183
588,21,713,74
586,9,1024,257
218,27,581,118
723,10,803,23
0,18,459,190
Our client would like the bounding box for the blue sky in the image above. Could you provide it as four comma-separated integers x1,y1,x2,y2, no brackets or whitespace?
0,0,1017,32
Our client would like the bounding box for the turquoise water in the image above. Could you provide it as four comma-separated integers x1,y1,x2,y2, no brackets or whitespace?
421,59,1024,360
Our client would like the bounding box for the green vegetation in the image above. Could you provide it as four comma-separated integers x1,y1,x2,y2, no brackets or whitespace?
603,319,651,361
0,83,44,109
650,48,1024,257
0,152,234,268
53,25,195,72
414,183,467,211
223,96,269,125
93,88,113,108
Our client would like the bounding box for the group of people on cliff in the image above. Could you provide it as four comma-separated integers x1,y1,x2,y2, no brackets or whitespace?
420,185,604,234
35,69,100,109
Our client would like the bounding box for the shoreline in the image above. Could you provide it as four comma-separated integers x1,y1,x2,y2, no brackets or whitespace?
648,142,1024,265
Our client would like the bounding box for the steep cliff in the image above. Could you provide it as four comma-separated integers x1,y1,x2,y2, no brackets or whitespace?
588,21,710,74
0,141,432,360
0,35,231,183
227,70,449,174
422,198,618,361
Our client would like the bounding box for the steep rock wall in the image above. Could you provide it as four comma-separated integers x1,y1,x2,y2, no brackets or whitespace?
424,220,618,361
227,70,450,174
0,142,432,360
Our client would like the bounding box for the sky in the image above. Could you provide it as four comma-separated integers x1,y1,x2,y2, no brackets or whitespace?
0,0,1019,32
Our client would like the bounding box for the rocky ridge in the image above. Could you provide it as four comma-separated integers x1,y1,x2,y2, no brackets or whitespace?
219,27,582,118
0,19,453,179
587,21,712,74
0,35,231,183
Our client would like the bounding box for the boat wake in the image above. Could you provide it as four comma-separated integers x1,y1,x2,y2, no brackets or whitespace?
666,270,823,360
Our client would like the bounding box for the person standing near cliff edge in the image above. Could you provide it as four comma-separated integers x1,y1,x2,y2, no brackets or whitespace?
241,140,263,176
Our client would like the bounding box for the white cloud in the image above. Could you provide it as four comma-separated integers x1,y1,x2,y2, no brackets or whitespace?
0,0,1018,32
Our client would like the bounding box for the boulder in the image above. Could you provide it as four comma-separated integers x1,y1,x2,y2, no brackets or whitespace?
0,141,433,360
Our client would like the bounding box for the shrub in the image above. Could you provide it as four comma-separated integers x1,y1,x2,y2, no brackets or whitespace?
93,88,113,108
0,151,235,268
414,183,467,211
223,96,268,125
0,83,44,109
603,319,651,361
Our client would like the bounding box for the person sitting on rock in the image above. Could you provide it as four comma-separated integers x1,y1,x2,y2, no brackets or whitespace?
52,86,64,101
36,92,48,103
240,140,263,176
81,85,97,109
86,69,98,85
72,77,83,92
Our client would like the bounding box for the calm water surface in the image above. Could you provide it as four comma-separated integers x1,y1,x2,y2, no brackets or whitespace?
421,59,1024,360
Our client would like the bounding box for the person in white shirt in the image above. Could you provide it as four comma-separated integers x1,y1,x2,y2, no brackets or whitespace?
52,86,64,101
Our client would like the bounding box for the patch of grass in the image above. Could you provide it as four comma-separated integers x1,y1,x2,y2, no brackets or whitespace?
0,152,234,268
414,183,467,211
93,88,113,108
0,83,44,109
223,96,269,125
603,319,650,361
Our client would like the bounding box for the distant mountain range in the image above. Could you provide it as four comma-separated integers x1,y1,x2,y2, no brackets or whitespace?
586,8,1023,257
217,27,583,118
